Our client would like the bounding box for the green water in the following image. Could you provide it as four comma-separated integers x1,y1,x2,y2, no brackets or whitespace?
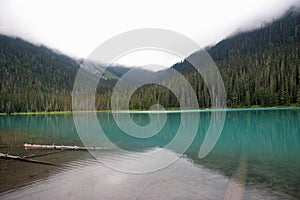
0,108,299,199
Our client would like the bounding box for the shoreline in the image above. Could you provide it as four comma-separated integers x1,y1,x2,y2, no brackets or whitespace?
0,106,299,115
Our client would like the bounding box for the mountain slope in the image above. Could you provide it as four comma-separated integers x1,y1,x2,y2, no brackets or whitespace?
167,8,300,108
0,35,130,112
208,8,300,62
0,35,81,112
0,8,299,112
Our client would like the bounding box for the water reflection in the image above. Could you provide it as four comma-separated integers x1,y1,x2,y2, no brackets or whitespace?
0,108,299,199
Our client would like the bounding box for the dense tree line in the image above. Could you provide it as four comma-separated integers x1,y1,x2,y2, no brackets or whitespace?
128,8,300,109
0,35,81,113
0,9,299,113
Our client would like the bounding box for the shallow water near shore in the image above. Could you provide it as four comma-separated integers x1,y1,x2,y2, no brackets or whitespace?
0,108,299,199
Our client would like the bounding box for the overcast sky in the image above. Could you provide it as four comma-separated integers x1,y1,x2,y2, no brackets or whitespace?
0,0,299,70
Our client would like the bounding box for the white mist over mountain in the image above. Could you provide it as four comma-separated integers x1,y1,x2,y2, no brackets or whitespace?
0,0,299,70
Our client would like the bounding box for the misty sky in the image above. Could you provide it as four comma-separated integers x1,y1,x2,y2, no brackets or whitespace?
0,0,299,70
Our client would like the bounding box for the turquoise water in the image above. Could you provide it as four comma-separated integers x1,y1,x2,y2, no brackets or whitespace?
0,108,299,199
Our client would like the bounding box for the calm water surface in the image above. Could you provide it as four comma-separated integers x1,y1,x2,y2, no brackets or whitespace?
0,108,299,199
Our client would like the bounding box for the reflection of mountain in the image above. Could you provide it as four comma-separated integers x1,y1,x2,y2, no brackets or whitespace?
185,109,300,199
0,8,300,113
101,109,300,198
1,109,299,198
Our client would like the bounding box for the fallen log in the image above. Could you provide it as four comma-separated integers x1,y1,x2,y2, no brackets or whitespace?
0,152,56,166
24,143,114,151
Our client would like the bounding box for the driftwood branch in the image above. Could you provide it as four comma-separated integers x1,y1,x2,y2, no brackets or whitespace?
0,152,56,166
24,143,114,151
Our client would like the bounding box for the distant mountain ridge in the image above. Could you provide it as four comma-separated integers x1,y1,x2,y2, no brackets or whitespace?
173,7,300,73
0,35,131,112
208,7,300,61
167,8,300,108
0,7,299,112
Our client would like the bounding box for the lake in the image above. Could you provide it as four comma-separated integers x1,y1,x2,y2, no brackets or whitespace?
0,108,299,199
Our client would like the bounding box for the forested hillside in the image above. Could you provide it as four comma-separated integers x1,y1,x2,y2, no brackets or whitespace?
128,8,300,109
0,8,299,113
0,36,80,112
0,36,127,113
